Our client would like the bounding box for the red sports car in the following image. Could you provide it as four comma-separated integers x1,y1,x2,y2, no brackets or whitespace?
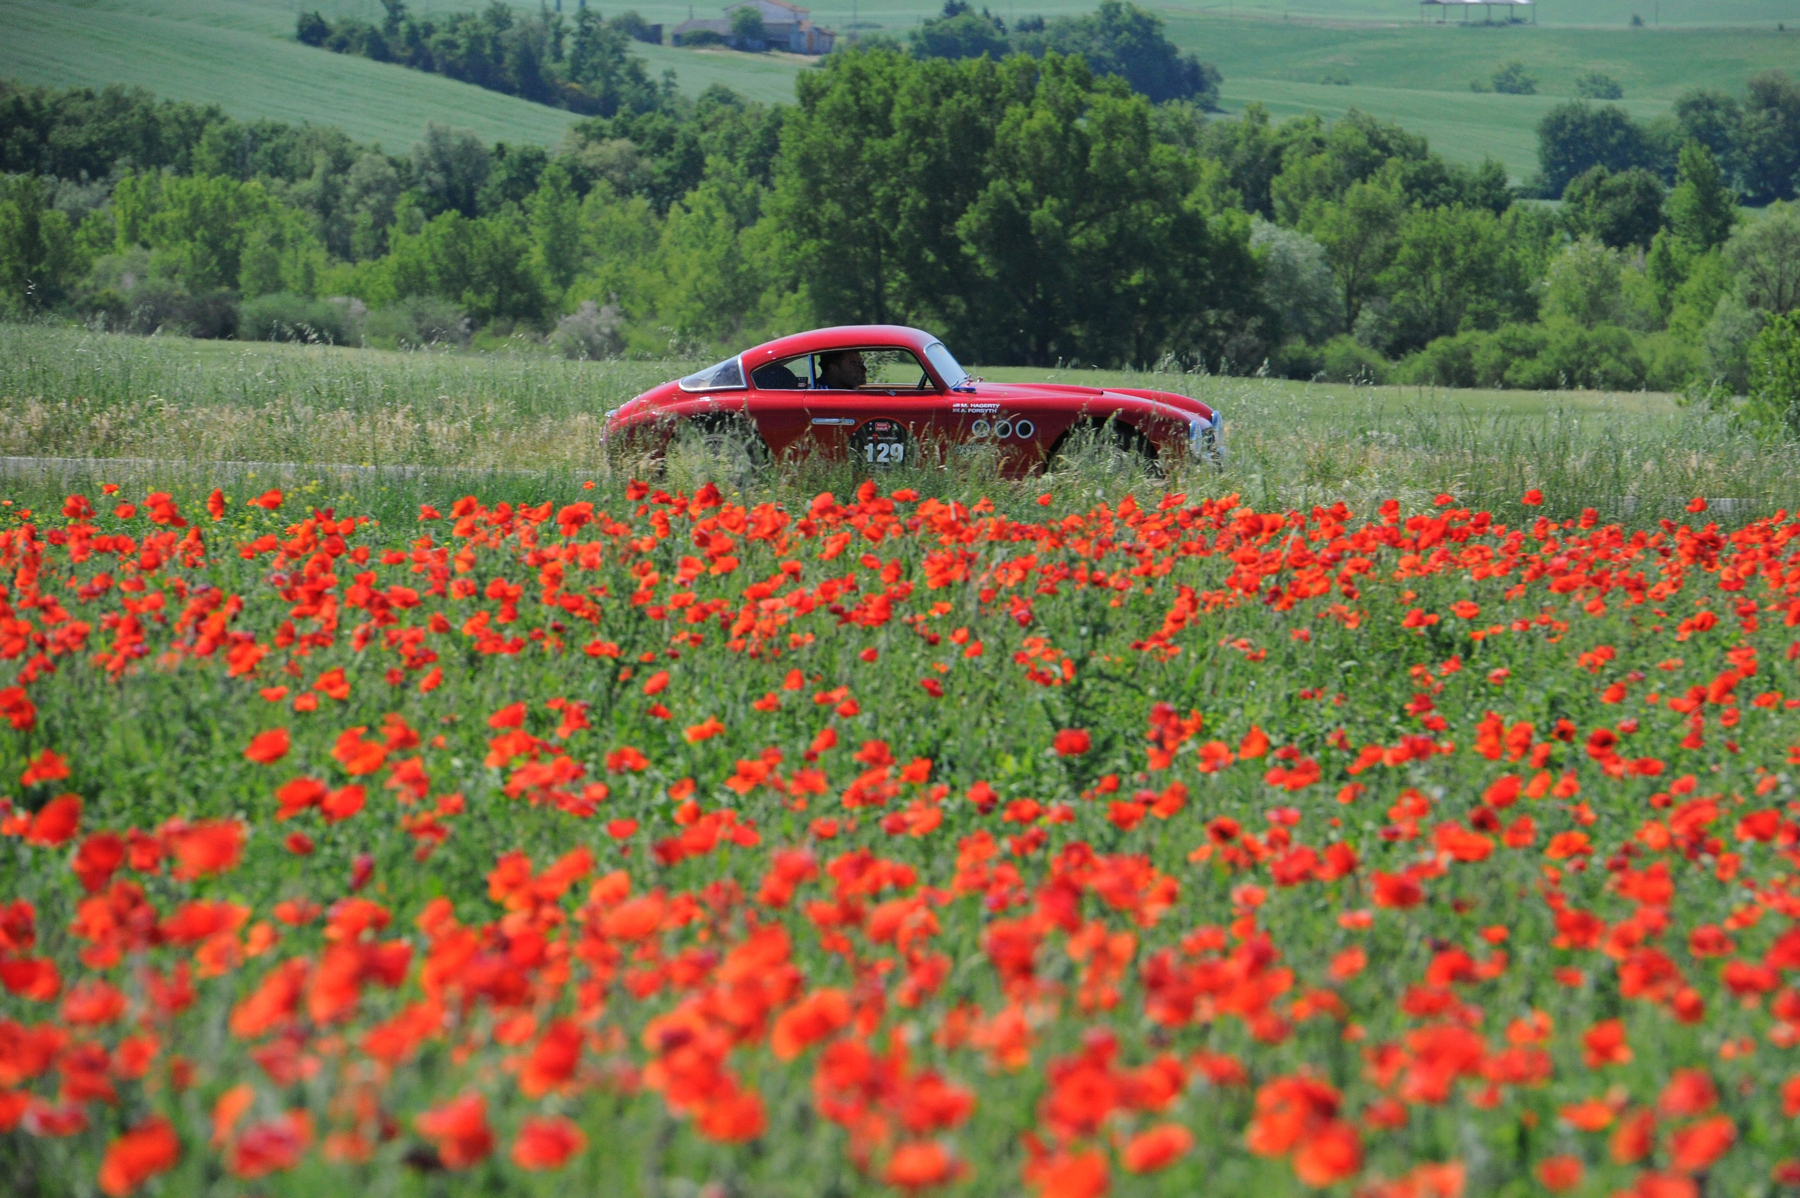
603,325,1223,478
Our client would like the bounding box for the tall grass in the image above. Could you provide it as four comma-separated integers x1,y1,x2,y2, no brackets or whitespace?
2,324,1796,523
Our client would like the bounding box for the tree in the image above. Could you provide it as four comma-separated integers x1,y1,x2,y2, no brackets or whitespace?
910,1,1011,61
345,152,402,260
296,11,330,46
1535,102,1652,197
770,48,1264,366
384,208,547,324
1574,72,1622,100
1269,109,1427,224
657,162,771,340
1560,165,1665,249
528,162,583,293
1739,70,1800,205
0,176,81,313
729,6,768,48
410,124,492,219
1251,218,1340,345
1304,177,1403,331
1483,61,1537,95
1724,201,1800,315
1743,310,1800,437
1542,235,1626,328
1380,204,1529,354
1015,0,1220,107
1664,140,1735,253
1672,89,1741,179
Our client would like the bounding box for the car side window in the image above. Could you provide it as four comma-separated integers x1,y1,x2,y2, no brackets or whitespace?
751,358,808,389
751,349,935,392
857,349,932,390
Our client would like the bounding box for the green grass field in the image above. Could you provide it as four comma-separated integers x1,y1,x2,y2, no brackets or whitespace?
5,0,1798,172
2,324,1794,523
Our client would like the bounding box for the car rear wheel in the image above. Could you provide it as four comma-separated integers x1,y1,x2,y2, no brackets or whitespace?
668,413,770,489
1046,418,1162,479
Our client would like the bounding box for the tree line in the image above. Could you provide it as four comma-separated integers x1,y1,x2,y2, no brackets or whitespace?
1534,72,1800,204
2,56,1800,431
297,0,667,117
295,0,1221,113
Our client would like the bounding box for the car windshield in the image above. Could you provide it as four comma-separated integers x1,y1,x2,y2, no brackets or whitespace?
677,356,746,392
924,341,969,388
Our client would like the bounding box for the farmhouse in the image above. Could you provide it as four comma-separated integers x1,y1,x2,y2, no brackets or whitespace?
672,0,836,53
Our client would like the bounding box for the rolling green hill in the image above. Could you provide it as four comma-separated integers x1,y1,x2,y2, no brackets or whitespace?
3,0,1794,177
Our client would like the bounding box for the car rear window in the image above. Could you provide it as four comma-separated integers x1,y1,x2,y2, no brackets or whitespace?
677,357,746,392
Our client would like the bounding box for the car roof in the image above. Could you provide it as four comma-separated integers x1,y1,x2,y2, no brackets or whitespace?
739,325,941,364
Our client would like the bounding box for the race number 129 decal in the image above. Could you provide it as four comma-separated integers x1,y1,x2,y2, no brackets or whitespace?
850,418,909,467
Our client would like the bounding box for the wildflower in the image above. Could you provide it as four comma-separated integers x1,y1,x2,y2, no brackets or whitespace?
1536,1156,1583,1192
1670,1116,1735,1172
1123,1124,1193,1173
168,819,246,880
24,794,81,847
230,1111,313,1177
887,1140,961,1190
415,1092,493,1168
771,989,851,1059
1053,729,1091,756
97,1115,180,1196
1657,1069,1717,1117
20,749,70,787
511,1116,585,1170
244,728,290,764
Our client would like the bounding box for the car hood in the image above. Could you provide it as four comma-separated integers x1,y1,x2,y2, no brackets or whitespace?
967,382,1217,423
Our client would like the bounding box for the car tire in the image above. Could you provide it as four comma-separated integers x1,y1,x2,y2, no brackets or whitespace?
1046,418,1162,479
670,412,771,488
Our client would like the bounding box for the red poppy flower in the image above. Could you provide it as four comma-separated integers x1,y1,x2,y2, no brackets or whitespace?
20,749,70,788
1657,1069,1718,1117
771,988,851,1060
1670,1116,1735,1173
1536,1156,1583,1192
414,1092,493,1168
1123,1123,1193,1173
244,729,290,764
886,1140,961,1190
1053,729,1091,757
1291,1120,1362,1187
25,794,81,847
168,819,246,880
98,1115,180,1196
1583,1020,1632,1067
511,1116,585,1170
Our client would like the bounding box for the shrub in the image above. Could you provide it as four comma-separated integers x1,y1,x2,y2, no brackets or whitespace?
1317,334,1388,384
1573,71,1623,100
1507,319,1646,390
1743,310,1800,435
1701,292,1766,393
238,292,354,344
678,29,727,47
363,297,470,349
551,299,626,360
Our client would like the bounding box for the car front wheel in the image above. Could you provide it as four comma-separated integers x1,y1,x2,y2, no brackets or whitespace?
670,412,770,489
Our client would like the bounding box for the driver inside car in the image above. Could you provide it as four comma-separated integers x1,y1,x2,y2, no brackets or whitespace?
816,350,867,390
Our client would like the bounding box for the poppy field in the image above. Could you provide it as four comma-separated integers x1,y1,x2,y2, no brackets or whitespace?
1,472,1799,1198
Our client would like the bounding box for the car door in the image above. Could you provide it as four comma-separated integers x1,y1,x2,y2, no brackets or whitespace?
796,348,943,468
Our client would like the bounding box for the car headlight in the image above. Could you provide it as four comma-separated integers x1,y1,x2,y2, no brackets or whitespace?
1189,413,1224,462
